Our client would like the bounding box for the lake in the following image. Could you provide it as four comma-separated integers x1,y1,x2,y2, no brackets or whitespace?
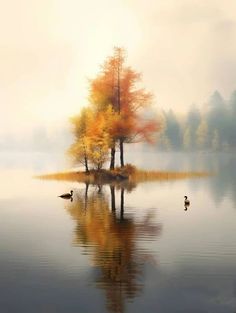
1,152,236,313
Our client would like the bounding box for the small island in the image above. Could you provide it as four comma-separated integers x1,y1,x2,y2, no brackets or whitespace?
38,164,208,186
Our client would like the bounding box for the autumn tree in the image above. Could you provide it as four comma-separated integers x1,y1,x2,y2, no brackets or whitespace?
86,109,113,170
69,48,159,171
69,105,118,171
117,66,158,166
89,47,159,168
68,107,92,172
89,50,123,169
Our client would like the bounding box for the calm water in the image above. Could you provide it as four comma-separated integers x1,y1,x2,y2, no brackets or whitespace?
1,152,236,313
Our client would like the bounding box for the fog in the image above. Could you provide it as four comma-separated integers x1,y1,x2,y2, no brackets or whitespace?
1,0,236,140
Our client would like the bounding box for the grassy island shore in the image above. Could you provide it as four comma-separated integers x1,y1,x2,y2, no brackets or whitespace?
36,165,209,185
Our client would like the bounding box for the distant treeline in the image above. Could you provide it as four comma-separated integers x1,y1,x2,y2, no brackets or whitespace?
157,90,236,151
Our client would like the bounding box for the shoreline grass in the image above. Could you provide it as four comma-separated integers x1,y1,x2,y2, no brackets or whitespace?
36,165,210,185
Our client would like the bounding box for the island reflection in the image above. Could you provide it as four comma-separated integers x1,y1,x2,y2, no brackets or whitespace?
64,183,162,313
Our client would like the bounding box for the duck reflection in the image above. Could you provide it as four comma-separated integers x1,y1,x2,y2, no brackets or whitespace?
64,183,162,313
184,203,190,211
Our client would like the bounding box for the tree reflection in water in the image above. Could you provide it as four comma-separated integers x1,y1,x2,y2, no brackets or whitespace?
64,183,162,313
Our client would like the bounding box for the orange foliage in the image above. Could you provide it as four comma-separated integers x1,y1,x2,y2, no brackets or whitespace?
89,50,160,146
70,47,161,170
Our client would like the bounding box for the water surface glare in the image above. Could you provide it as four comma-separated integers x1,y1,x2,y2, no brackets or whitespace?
1,153,236,312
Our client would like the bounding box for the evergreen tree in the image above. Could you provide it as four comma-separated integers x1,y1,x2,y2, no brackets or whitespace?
183,127,191,151
212,129,220,151
207,91,228,148
163,110,182,150
185,105,201,150
196,119,208,150
228,90,236,147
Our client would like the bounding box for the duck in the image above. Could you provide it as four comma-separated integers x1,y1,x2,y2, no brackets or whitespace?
184,195,190,205
184,196,190,210
59,190,73,199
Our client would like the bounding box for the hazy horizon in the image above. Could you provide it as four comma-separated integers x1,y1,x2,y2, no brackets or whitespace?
1,0,236,139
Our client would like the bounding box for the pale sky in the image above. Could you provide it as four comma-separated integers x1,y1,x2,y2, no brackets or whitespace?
1,0,236,136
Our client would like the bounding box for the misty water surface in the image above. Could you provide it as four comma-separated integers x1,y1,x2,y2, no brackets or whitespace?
0,152,236,313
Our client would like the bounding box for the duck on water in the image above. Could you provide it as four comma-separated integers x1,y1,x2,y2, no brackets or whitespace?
184,196,190,210
59,190,73,200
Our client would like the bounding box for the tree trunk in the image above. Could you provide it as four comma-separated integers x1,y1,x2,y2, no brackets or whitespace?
119,139,124,168
84,156,89,173
110,146,116,170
